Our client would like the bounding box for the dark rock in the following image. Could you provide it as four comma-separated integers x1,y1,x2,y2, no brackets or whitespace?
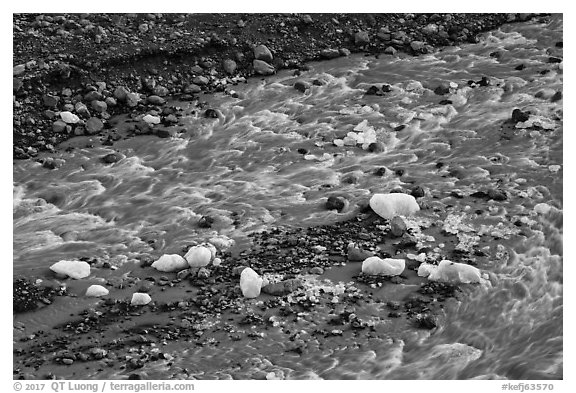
415,313,437,329
184,84,202,94
384,46,397,55
52,120,67,133
365,85,379,95
320,49,341,59
395,169,405,177
439,99,453,105
487,189,507,201
198,215,214,228
85,117,104,134
147,95,166,105
84,91,103,102
294,80,311,93
551,91,562,102
511,108,530,123
91,100,107,113
253,44,273,62
339,48,351,56
223,59,237,74
548,57,562,64
101,152,122,164
253,59,275,75
411,186,425,198
326,195,347,212
555,41,563,48
347,245,374,262
393,124,405,131
390,216,407,237
309,267,324,275
297,148,308,155
192,76,209,86
126,92,140,107
13,78,23,92
341,172,360,184
262,279,303,296
204,108,219,118
354,30,370,46
374,167,387,176
434,84,450,95
43,94,59,108
114,86,129,101
515,64,525,70
368,142,386,153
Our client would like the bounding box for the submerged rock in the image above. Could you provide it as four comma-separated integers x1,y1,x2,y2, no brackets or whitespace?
240,267,263,298
362,257,405,276
326,195,348,212
131,293,152,306
85,285,109,297
369,193,420,220
50,260,91,279
151,254,188,272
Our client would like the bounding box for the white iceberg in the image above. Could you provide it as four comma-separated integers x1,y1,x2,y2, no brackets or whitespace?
240,267,263,298
419,260,481,284
50,260,91,279
151,254,188,272
85,284,109,297
185,245,213,267
362,257,405,276
131,293,152,306
142,114,161,125
369,193,420,220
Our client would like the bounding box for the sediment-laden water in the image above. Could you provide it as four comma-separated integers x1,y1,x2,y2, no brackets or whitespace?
13,15,562,379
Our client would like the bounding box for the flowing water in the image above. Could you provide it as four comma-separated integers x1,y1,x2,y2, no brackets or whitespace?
13,15,563,379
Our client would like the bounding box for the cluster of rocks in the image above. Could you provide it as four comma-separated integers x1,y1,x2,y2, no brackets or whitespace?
14,13,530,158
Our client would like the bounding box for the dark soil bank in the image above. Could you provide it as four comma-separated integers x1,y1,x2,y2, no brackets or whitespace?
13,12,534,158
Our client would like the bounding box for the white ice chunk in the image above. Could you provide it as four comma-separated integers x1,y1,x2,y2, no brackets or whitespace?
240,267,263,298
185,245,213,267
369,193,420,220
50,260,91,279
131,293,152,306
362,257,405,276
85,285,109,297
427,260,482,284
151,254,188,272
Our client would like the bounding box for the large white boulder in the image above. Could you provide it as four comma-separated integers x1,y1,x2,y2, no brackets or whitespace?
131,293,152,306
50,260,91,279
240,267,263,298
85,284,109,297
369,193,420,220
151,254,188,272
362,257,405,276
185,245,213,267
419,260,481,284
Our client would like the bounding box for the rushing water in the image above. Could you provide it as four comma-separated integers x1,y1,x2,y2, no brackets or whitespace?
13,15,562,379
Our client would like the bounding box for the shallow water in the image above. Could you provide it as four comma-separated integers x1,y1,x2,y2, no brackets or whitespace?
13,15,562,379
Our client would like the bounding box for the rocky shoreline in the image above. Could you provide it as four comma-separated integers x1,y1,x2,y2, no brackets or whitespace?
13,12,555,380
13,12,538,159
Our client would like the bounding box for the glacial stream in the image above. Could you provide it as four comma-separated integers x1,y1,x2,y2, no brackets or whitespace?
13,15,562,379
